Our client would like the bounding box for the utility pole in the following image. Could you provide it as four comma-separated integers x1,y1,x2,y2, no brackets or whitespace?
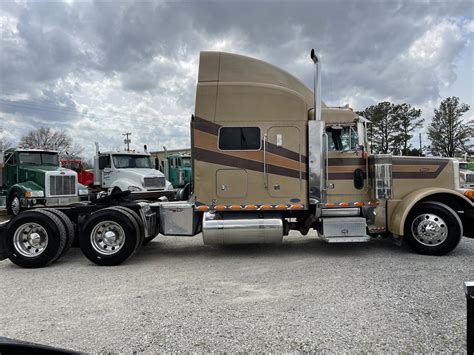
419,132,422,156
123,132,131,152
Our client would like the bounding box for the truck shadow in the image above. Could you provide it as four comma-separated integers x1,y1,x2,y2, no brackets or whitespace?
132,236,415,262
131,235,474,262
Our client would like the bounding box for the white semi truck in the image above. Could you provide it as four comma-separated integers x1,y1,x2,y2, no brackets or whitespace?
92,144,174,199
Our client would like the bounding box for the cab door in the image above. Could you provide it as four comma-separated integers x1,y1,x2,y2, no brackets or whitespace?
266,126,302,198
325,125,370,203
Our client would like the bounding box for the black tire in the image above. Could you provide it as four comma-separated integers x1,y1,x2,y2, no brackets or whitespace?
32,210,68,263
4,210,67,268
7,192,22,216
106,206,144,251
79,209,138,266
404,201,462,256
41,208,76,257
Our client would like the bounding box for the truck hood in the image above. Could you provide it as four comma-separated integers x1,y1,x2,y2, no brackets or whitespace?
21,165,68,174
115,168,165,178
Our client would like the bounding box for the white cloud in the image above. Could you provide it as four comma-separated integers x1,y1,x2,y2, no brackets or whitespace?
0,0,472,159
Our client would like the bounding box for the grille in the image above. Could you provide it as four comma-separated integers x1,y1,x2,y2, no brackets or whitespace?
49,175,76,196
466,174,474,183
144,177,165,188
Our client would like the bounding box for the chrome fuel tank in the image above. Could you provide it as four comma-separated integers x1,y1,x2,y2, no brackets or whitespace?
202,212,283,245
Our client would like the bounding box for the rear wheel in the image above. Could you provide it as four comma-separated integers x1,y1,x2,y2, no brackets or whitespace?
79,209,138,266
404,202,462,256
5,210,67,268
106,206,144,251
41,208,76,257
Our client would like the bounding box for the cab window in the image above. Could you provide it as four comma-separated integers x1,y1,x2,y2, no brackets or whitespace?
219,127,261,150
326,126,358,151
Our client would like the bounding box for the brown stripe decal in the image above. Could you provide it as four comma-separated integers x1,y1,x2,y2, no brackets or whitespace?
193,115,220,135
392,158,448,179
328,158,365,166
193,115,307,163
194,147,306,180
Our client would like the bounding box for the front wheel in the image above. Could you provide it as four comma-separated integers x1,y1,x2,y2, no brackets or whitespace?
404,202,462,256
8,192,22,216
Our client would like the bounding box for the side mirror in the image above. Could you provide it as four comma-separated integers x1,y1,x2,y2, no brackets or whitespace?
98,156,106,169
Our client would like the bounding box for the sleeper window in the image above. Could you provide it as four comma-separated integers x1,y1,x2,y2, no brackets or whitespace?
219,127,261,150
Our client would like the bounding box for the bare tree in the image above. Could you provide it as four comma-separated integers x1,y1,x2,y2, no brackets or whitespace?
19,127,84,159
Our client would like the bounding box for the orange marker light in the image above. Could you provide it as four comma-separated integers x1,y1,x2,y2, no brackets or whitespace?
196,205,209,212
368,201,379,207
245,204,258,210
325,202,335,208
354,202,365,207
215,205,226,211
291,204,303,210
230,205,241,210
260,204,273,210
339,202,349,207
464,190,474,200
275,204,287,210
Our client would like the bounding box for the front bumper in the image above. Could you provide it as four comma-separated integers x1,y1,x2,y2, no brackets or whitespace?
129,190,177,201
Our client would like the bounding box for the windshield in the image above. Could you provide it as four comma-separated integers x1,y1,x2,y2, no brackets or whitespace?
66,162,81,172
182,157,191,167
326,126,358,151
19,152,59,166
112,155,153,169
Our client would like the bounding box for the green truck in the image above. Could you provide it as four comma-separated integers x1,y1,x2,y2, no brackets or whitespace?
0,148,89,215
160,153,192,189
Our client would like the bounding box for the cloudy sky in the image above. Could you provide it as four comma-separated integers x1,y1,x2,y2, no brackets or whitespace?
0,0,473,158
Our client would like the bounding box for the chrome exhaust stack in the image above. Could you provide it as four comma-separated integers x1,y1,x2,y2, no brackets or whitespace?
308,49,326,204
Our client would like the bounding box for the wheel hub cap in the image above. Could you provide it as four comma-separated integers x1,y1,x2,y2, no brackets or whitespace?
90,221,125,255
411,213,448,246
13,223,48,257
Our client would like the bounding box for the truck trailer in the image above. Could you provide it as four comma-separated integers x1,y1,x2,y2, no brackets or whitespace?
1,50,473,268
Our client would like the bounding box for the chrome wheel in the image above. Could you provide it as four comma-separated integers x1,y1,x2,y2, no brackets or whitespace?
13,223,48,257
11,196,20,216
411,213,448,246
90,221,125,255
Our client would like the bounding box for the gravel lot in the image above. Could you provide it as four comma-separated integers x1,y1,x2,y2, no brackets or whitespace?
0,227,473,353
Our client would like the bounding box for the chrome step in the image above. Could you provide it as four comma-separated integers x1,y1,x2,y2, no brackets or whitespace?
321,235,371,243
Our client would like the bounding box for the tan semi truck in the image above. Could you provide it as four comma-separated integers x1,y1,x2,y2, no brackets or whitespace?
1,50,473,268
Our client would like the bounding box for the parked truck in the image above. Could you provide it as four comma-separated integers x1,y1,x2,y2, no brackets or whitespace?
160,152,192,189
1,50,473,268
0,148,89,215
60,159,94,187
61,145,175,201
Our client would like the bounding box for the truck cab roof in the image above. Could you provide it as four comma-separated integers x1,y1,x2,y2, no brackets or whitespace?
7,148,59,154
100,151,150,156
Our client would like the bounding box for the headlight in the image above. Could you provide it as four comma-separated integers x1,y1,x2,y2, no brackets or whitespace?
128,186,142,192
25,190,44,198
78,189,89,196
